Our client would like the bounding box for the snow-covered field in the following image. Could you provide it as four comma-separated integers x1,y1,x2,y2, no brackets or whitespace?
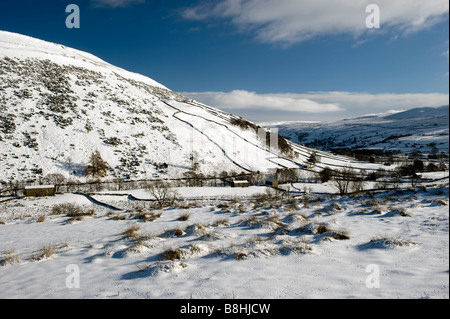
1,181,448,299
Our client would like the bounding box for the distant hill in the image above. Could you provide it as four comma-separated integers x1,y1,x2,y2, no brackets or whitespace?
384,105,449,120
271,105,449,156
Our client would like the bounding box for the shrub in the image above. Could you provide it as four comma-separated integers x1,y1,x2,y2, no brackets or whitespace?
33,244,58,261
107,211,127,220
436,199,448,206
174,228,185,237
230,117,258,131
52,203,94,221
331,230,350,240
212,218,230,227
177,213,190,221
123,225,141,240
365,236,416,249
279,238,313,254
37,215,46,223
234,252,248,260
163,248,185,261
316,224,330,235
0,249,19,266
331,202,342,211
103,137,122,146
133,211,161,222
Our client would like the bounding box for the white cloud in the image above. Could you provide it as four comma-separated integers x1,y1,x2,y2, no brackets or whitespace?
181,90,449,121
182,0,449,46
91,0,145,8
182,90,344,113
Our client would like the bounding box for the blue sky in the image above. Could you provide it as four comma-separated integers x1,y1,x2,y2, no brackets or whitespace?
0,0,449,122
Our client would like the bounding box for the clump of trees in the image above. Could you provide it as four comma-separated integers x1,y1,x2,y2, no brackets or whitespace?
319,167,333,183
333,168,359,196
229,117,295,158
277,133,295,158
318,167,367,195
230,117,259,131
396,159,424,177
264,130,295,158
276,168,299,184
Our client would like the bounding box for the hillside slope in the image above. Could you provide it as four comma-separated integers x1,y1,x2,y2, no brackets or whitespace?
2,31,376,184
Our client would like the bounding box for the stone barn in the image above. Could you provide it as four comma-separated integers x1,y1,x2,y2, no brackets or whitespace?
265,179,279,187
232,180,249,188
25,185,56,197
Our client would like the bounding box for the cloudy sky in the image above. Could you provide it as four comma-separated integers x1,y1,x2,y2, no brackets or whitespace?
1,0,448,122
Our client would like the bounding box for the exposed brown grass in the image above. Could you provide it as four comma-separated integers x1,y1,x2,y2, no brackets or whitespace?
177,213,191,221
162,248,185,261
0,249,19,266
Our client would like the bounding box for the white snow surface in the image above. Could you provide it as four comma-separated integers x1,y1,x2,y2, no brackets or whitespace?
0,183,448,299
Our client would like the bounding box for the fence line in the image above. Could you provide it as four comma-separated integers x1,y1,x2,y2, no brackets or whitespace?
1,168,448,196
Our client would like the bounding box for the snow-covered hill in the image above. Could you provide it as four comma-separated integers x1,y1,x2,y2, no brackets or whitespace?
272,105,449,156
2,30,355,183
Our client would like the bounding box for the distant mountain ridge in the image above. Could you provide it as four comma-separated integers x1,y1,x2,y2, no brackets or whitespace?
384,105,448,120
273,105,449,155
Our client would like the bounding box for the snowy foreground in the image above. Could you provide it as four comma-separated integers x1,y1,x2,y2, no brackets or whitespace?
0,183,448,299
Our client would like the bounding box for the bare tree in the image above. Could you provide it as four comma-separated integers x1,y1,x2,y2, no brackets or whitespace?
410,173,422,189
7,180,22,197
145,180,179,209
43,173,66,193
351,170,367,192
183,170,202,187
333,167,357,196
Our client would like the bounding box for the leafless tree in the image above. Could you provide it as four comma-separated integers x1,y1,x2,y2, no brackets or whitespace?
333,167,357,196
43,173,66,193
145,180,179,208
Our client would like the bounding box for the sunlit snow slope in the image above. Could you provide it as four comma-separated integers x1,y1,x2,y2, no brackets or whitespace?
0,31,378,182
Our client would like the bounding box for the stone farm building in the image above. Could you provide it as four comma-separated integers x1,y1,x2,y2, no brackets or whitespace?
265,179,279,187
25,185,56,197
232,180,249,188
